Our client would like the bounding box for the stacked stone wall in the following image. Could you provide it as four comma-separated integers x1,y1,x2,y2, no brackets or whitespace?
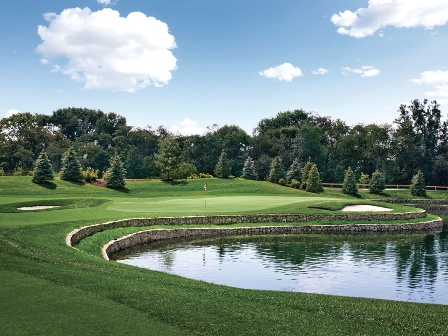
103,218,443,260
66,211,425,248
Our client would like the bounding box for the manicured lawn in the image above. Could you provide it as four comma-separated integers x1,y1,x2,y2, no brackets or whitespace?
0,176,447,335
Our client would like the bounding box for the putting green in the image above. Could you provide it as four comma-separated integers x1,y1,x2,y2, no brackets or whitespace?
107,196,339,214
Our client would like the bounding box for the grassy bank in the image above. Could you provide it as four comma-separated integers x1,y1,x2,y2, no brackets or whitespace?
0,176,447,335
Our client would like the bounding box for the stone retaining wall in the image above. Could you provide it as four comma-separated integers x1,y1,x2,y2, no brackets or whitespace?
66,211,426,248
378,199,448,205
103,218,443,260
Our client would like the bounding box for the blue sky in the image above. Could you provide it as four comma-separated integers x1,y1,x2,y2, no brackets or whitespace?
1,0,448,134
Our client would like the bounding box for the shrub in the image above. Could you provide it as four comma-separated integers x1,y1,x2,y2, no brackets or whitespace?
290,179,301,189
286,158,301,184
172,163,198,180
12,167,31,176
342,167,358,196
359,172,370,186
0,167,5,176
369,170,385,194
60,147,83,182
306,164,323,193
83,167,99,182
278,178,286,186
32,151,54,184
268,156,285,184
301,158,313,190
241,156,258,180
104,154,126,189
214,151,231,178
411,170,426,197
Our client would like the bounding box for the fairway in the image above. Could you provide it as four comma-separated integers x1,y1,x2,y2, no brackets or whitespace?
108,196,339,214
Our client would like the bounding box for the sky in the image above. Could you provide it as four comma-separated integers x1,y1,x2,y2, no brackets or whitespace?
1,0,448,135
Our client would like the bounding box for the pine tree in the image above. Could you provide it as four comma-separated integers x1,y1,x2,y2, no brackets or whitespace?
104,154,126,189
32,151,54,184
286,158,301,184
214,151,231,178
342,167,358,195
267,156,285,184
60,147,83,182
301,158,313,189
411,170,426,197
369,170,385,194
241,156,258,180
306,164,323,193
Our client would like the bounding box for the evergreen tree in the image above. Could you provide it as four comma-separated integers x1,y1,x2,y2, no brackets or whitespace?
301,157,313,189
214,151,231,178
104,154,126,189
342,166,358,195
241,156,258,180
286,158,301,184
60,147,83,182
369,170,385,194
155,135,181,180
125,146,144,178
267,156,285,184
411,170,426,197
306,164,323,193
32,150,54,184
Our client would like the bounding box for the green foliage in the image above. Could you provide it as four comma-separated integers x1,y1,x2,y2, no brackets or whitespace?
124,146,145,179
0,167,5,176
411,170,426,197
306,164,323,193
359,172,370,185
12,167,31,176
290,179,301,189
278,178,286,185
172,163,198,180
104,154,126,189
214,150,231,178
60,147,83,182
267,156,285,184
143,156,161,178
301,158,313,189
83,167,99,182
369,170,385,194
286,158,301,183
241,156,258,180
32,151,54,184
156,136,181,180
342,167,358,195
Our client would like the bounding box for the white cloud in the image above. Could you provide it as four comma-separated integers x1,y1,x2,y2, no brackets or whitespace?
36,7,177,92
170,118,205,136
331,0,448,38
410,70,448,85
97,0,114,6
342,66,380,77
6,109,20,118
312,68,329,75
411,70,448,103
259,63,303,82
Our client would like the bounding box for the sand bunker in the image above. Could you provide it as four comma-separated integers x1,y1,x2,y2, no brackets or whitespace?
342,205,392,212
17,206,60,211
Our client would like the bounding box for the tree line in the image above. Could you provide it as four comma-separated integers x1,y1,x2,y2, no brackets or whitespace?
1,100,447,186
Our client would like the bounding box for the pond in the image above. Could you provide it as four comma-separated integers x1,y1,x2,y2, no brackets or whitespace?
113,224,448,305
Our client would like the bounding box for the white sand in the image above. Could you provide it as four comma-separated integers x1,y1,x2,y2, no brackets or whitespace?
17,206,60,211
342,205,392,212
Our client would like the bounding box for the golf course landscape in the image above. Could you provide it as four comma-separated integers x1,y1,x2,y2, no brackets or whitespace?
1,176,447,335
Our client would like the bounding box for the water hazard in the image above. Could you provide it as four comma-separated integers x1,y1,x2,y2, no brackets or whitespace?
113,226,448,305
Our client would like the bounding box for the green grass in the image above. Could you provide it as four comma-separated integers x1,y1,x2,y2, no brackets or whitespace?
1,176,447,335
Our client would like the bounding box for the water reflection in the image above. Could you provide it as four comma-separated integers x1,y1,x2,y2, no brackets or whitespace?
113,227,448,304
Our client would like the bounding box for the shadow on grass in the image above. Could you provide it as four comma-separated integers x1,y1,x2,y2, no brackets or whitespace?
36,182,57,190
162,179,188,186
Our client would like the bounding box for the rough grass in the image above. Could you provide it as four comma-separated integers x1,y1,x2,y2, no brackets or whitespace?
1,176,447,336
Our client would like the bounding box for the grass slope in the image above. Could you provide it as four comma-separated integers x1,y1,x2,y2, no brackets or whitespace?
0,176,447,336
